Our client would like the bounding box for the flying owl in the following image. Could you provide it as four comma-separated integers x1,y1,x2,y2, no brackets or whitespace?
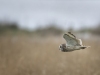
59,32,90,52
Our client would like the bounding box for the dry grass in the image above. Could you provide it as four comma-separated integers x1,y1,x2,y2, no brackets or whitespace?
0,35,100,75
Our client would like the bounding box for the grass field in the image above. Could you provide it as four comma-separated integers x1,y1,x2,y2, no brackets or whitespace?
0,35,100,75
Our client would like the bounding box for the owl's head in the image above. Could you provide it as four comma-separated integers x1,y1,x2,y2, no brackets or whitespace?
59,44,66,52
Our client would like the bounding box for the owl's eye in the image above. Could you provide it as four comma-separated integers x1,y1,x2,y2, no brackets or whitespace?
60,46,62,48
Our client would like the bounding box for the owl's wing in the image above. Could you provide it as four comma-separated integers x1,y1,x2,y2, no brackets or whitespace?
63,33,82,46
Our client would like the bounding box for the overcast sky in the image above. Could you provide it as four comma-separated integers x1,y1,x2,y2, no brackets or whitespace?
0,0,100,30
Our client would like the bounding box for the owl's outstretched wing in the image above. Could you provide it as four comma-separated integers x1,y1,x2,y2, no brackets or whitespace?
63,33,82,46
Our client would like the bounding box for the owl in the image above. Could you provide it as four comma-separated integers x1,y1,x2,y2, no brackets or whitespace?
59,32,90,52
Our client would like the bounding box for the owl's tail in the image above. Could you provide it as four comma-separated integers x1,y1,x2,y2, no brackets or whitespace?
81,46,91,49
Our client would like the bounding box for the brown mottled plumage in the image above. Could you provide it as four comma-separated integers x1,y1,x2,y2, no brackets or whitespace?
68,32,76,38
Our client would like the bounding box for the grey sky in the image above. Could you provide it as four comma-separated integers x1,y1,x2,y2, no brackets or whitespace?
0,0,100,30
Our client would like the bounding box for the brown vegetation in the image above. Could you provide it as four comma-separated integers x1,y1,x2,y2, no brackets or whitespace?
0,35,100,75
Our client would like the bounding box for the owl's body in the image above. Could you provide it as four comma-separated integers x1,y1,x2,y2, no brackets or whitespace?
59,32,90,52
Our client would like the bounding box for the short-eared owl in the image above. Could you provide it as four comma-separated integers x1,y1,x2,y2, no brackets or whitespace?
59,32,90,52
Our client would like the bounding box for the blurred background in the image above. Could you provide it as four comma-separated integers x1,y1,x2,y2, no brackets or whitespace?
0,0,100,75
